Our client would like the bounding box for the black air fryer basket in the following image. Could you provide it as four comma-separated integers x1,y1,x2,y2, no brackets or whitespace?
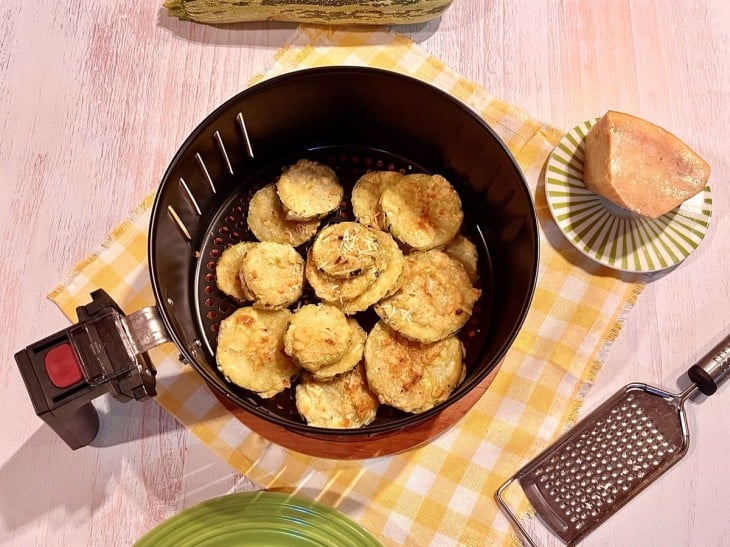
15,67,539,452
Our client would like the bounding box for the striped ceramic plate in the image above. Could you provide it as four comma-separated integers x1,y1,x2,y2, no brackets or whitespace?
545,119,713,273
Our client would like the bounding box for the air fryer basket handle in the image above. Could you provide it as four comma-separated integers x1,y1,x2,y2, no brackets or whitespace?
14,290,168,449
15,347,101,449
688,332,730,396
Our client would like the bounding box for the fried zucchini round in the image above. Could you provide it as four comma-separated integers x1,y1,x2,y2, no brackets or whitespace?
215,241,256,302
240,242,304,309
341,229,405,315
311,221,380,279
310,318,366,380
215,307,298,399
351,170,403,230
284,303,351,371
276,159,343,221
364,321,465,414
444,234,479,284
380,173,463,250
247,184,320,246
374,250,480,342
305,247,382,303
295,363,379,429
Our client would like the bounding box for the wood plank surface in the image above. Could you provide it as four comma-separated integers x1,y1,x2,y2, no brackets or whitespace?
1,1,728,545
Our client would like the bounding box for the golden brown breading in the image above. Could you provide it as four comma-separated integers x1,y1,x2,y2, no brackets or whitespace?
276,159,343,220
295,363,379,429
215,307,298,398
374,250,480,342
364,321,465,413
443,234,479,284
380,173,463,250
215,241,256,302
284,303,351,371
351,170,403,230
311,221,380,279
310,318,366,380
340,229,405,315
247,184,320,246
240,242,304,309
305,247,382,303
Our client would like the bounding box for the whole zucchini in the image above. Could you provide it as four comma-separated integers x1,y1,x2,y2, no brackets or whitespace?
163,0,453,25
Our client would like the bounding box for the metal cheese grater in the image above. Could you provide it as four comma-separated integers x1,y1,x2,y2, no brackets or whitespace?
497,332,730,545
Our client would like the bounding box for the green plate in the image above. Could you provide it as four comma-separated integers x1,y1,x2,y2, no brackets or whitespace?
545,118,712,273
135,492,382,547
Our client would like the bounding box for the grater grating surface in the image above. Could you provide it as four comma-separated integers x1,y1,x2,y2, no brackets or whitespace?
518,387,687,544
497,332,730,545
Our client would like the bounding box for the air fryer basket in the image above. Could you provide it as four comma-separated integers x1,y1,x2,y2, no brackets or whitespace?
149,67,539,438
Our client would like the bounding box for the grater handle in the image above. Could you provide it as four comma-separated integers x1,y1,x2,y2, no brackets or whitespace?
688,332,730,396
496,477,539,547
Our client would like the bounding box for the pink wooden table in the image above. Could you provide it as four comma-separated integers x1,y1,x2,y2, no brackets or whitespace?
1,1,728,545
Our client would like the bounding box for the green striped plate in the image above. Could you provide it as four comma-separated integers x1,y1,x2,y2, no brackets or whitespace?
135,491,382,547
545,118,712,273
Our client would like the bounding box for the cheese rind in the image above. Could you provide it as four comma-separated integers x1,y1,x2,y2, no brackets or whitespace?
583,111,710,219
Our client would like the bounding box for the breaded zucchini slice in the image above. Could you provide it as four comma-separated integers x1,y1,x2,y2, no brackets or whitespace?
284,303,351,371
351,170,403,230
380,173,463,250
215,307,297,398
305,247,382,303
311,221,380,279
247,183,320,246
215,241,256,302
374,250,480,343
295,363,379,429
340,229,405,315
310,318,366,380
240,241,304,309
364,321,465,414
443,233,479,284
276,159,343,220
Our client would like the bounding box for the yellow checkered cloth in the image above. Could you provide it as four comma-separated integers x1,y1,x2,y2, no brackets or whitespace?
50,27,643,546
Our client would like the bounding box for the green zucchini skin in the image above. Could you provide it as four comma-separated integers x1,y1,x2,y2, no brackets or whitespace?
164,0,453,25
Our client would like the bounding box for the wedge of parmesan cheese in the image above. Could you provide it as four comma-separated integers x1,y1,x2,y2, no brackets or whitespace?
583,111,710,219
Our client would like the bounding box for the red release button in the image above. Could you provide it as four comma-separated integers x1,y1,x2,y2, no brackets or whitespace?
44,343,83,388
